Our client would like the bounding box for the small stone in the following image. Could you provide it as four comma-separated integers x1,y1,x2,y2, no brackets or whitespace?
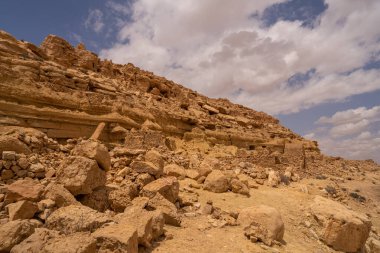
2,151,16,161
1,170,14,180
38,199,56,211
29,163,45,173
202,204,213,215
11,165,21,174
3,160,12,170
45,168,55,178
16,169,27,178
17,157,29,170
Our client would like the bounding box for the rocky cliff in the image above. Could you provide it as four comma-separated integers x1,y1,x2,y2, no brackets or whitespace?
0,30,379,253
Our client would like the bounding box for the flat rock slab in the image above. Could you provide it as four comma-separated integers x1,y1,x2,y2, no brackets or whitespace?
5,179,45,204
310,196,371,252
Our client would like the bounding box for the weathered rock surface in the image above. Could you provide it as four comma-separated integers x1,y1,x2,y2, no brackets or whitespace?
108,185,138,212
146,194,181,226
130,161,163,177
46,205,112,234
5,179,44,204
230,179,250,196
92,223,138,253
7,200,38,220
164,164,186,179
141,176,179,203
11,228,96,253
0,220,40,252
117,208,165,248
310,196,371,252
56,156,106,195
204,170,229,193
237,205,285,246
144,150,164,170
43,182,79,207
71,139,111,171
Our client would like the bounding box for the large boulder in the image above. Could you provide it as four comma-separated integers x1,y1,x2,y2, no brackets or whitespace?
144,150,164,170
0,135,31,156
237,205,285,246
7,200,38,221
146,193,181,226
5,179,45,204
10,228,60,253
310,196,371,252
108,185,138,212
42,232,96,253
230,179,250,196
80,186,110,212
92,223,138,253
43,182,79,208
164,164,186,179
267,170,281,187
56,156,106,196
203,170,229,193
140,176,179,203
0,220,40,252
71,139,111,171
46,205,112,234
11,228,96,253
116,208,165,248
130,161,162,177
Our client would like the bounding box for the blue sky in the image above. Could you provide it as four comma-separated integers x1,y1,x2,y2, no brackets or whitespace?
1,0,379,162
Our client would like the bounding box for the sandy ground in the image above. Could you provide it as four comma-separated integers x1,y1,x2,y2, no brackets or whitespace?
149,171,380,253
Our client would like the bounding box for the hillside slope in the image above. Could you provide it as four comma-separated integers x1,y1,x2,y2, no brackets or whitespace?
0,30,379,253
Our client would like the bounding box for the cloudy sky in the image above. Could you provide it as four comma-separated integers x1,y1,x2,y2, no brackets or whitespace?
1,0,379,162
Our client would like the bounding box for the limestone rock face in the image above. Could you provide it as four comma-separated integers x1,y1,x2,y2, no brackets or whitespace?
56,156,106,195
0,220,40,252
237,205,285,246
204,170,229,193
46,205,112,234
71,140,111,171
40,35,77,67
310,196,371,252
141,176,179,203
5,179,44,204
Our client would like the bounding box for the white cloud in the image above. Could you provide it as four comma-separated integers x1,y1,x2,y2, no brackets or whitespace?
85,9,105,33
317,106,380,125
308,105,380,162
99,0,380,115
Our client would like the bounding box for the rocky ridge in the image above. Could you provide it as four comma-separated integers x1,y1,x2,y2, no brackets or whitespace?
0,29,379,253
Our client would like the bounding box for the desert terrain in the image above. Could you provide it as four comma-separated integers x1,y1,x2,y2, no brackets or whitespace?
0,29,379,253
